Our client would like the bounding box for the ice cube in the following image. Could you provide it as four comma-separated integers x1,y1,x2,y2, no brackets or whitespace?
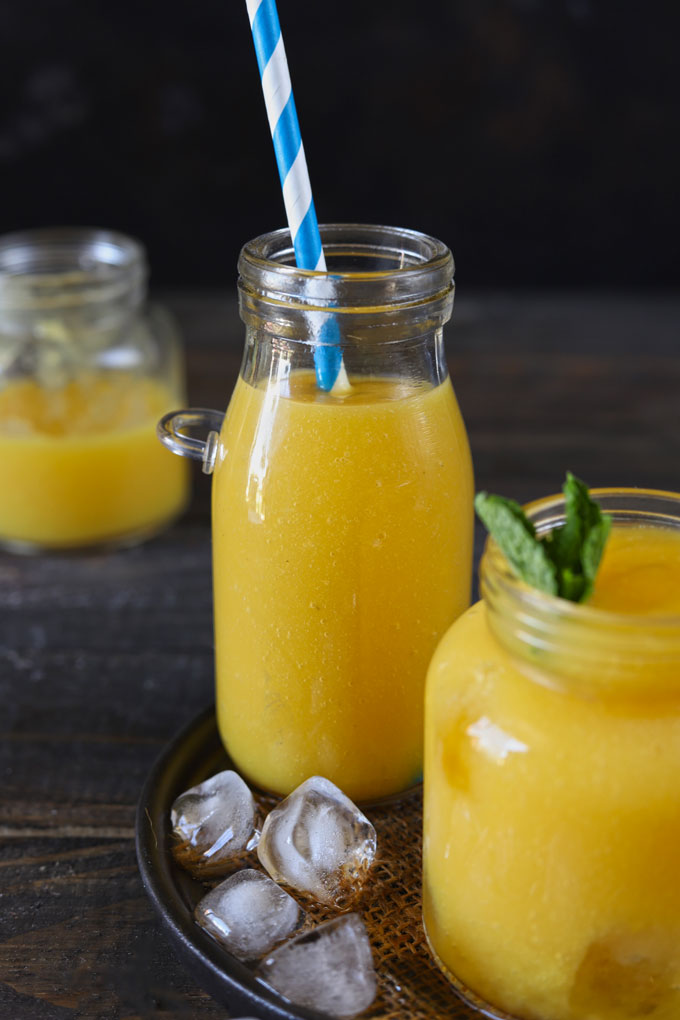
194,869,304,961
170,769,260,874
257,776,376,908
258,913,377,1018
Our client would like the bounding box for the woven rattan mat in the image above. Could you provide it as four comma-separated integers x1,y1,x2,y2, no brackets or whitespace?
179,788,478,1019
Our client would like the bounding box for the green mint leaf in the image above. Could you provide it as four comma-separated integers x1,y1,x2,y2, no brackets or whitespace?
564,471,602,536
548,474,597,567
474,492,558,596
556,566,586,603
475,474,612,603
580,515,612,598
548,475,584,566
553,473,611,601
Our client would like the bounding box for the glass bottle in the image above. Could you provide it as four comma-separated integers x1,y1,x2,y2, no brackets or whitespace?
0,227,189,551
423,488,680,1020
160,224,474,802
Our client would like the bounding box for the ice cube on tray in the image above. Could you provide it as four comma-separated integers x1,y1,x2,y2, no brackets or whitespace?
170,769,260,873
258,913,377,1018
257,776,376,908
194,868,304,961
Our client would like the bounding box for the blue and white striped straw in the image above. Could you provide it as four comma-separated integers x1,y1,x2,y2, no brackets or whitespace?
246,0,343,391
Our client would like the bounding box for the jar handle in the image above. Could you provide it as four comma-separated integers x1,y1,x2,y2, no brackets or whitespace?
157,408,224,475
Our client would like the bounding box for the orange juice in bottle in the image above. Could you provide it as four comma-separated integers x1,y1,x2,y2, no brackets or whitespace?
160,224,474,802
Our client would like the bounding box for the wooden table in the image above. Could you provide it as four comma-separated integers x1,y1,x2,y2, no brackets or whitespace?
1,292,678,1019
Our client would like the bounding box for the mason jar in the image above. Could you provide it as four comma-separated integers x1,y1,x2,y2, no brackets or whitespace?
423,488,680,1020
0,227,189,551
159,223,474,803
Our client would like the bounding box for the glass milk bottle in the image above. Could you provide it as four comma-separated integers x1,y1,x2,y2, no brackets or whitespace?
160,224,474,802
423,488,680,1020
0,227,189,551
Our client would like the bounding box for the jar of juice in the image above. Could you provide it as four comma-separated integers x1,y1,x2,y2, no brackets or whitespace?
423,488,680,1020
0,228,189,551
159,223,474,802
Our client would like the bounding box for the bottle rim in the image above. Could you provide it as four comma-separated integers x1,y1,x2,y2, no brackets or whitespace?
238,223,454,316
241,222,452,277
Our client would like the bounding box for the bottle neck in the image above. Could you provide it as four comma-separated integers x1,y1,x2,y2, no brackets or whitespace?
481,489,680,701
239,223,452,327
236,224,455,391
239,324,449,391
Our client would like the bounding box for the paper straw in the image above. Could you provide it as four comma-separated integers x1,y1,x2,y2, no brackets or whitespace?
246,0,343,391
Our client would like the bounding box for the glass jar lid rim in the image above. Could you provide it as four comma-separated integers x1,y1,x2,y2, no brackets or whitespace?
0,226,146,277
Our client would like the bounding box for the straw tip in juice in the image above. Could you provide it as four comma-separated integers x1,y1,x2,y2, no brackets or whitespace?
331,362,352,396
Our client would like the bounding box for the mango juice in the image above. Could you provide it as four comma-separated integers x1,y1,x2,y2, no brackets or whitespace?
424,522,680,1020
212,370,474,802
0,373,188,548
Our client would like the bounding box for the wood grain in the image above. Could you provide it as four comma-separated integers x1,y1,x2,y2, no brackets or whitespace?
1,291,678,1018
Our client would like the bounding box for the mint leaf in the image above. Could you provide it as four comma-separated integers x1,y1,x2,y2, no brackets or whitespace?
475,474,611,603
549,473,611,601
556,566,586,603
580,515,612,599
548,475,584,565
565,471,601,538
474,492,558,596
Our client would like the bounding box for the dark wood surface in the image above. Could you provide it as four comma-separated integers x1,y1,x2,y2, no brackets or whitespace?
1,291,678,1020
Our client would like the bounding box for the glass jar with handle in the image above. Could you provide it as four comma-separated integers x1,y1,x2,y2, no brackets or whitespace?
160,223,474,803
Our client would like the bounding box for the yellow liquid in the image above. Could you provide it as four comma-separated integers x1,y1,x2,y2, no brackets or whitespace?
212,371,474,802
0,374,189,548
423,525,680,1020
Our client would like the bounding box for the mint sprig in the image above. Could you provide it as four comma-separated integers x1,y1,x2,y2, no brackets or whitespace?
475,473,612,603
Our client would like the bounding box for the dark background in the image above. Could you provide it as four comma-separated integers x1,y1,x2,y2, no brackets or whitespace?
1,0,679,289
